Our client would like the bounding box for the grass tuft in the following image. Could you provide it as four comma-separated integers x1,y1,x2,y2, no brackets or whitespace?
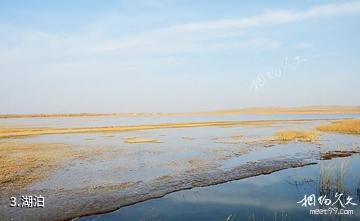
123,136,161,144
317,119,360,135
275,130,318,142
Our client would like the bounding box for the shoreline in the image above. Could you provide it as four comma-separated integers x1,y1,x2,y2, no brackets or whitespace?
2,151,359,221
0,118,346,139
1,106,359,119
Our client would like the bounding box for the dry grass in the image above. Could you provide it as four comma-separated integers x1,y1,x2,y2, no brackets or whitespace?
0,142,71,192
0,119,314,139
317,119,360,135
0,142,116,192
320,150,360,160
123,136,161,144
275,130,318,142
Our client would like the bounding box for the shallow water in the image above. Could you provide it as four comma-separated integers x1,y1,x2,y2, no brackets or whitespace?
20,119,357,192
82,155,360,221
21,120,354,191
1,115,360,221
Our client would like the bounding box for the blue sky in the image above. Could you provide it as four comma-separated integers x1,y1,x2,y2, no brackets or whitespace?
1,0,360,114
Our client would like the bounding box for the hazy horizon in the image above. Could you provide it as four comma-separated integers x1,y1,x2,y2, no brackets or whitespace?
1,1,360,114
1,105,359,116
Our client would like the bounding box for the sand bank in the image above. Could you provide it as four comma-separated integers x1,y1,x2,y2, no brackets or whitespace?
0,119,318,139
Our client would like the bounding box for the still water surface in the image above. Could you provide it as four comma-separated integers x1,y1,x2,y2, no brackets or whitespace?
82,155,360,221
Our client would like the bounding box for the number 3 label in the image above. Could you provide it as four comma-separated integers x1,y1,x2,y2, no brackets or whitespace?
9,197,17,207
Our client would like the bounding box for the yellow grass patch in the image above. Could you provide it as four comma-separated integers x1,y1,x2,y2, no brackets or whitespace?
275,130,318,142
123,136,161,144
0,142,71,192
0,119,312,139
0,142,115,192
317,119,360,135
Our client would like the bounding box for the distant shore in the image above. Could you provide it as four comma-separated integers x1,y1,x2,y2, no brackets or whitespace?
1,106,359,119
0,119,305,138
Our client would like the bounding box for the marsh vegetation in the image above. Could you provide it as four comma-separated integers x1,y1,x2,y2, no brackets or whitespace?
318,119,360,135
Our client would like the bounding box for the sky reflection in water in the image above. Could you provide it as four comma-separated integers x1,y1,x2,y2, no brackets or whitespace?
84,155,360,221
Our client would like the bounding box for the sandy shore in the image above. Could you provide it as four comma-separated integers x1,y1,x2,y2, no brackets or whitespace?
0,119,335,139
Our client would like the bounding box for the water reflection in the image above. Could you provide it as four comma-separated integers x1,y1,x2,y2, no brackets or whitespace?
82,155,360,221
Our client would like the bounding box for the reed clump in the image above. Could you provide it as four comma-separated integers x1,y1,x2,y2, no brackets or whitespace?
317,119,360,135
275,130,318,142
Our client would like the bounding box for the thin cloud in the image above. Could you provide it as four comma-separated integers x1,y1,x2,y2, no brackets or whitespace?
173,1,360,32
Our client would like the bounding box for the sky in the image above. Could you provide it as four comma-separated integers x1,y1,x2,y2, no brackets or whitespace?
1,0,360,114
